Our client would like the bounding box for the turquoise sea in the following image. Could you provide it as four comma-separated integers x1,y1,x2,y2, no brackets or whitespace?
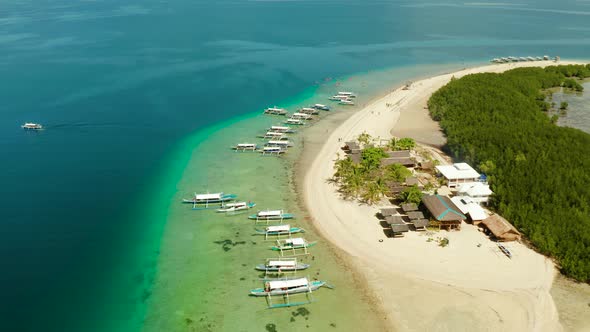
1,1,589,331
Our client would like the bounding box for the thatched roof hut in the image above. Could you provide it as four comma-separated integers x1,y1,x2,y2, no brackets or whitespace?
422,195,466,221
387,150,411,158
401,203,418,212
381,157,415,167
405,177,420,186
385,215,405,225
390,223,410,233
412,219,429,230
480,214,521,242
407,211,425,220
380,208,398,218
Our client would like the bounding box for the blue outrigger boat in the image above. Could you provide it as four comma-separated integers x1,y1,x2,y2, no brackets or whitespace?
255,224,305,240
250,277,327,309
182,192,237,210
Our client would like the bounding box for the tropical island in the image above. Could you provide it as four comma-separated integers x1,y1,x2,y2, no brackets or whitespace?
303,60,590,331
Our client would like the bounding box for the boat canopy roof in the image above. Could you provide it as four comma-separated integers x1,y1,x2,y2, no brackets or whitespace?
292,113,309,117
265,131,283,136
338,91,354,95
285,238,305,245
195,193,222,200
268,140,290,145
263,146,281,151
268,260,297,267
268,277,309,289
259,210,283,216
301,107,315,111
314,104,327,107
237,143,256,147
271,126,289,130
267,225,291,232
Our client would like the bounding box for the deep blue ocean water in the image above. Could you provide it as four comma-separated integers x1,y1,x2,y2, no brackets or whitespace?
1,0,589,331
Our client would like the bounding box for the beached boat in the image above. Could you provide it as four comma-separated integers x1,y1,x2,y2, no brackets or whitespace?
339,99,355,106
21,123,43,130
257,131,288,140
255,258,310,273
299,107,319,115
497,243,512,259
491,58,502,63
268,125,296,133
284,118,305,125
526,56,535,61
338,91,357,98
265,140,292,148
271,237,316,256
264,107,288,116
249,277,327,308
183,192,237,209
232,143,258,151
260,146,285,155
311,104,330,111
518,57,527,62
249,210,294,222
290,112,313,120
543,55,550,60
216,201,256,213
255,224,305,239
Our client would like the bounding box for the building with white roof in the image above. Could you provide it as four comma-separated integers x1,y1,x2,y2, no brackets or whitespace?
435,163,480,188
451,196,489,224
457,182,493,204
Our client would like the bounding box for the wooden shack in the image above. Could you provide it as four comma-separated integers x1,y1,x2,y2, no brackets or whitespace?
422,194,466,230
480,214,521,242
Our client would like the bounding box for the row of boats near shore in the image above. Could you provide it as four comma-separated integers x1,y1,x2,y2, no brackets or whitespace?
184,91,358,307
231,91,358,156
490,55,558,63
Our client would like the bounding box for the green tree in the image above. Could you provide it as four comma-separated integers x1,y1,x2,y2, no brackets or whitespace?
399,185,422,205
560,101,568,110
357,132,372,147
385,163,412,182
361,147,387,171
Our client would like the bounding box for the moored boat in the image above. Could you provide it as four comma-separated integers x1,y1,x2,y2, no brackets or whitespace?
255,258,310,273
216,201,256,213
284,118,305,125
271,237,316,256
232,143,258,151
265,140,292,148
250,277,325,297
290,112,313,120
21,123,43,130
339,99,355,105
268,125,296,133
249,210,294,222
260,146,285,155
328,95,348,101
183,192,238,209
312,104,330,111
299,107,319,115
264,107,288,115
255,224,305,239
337,91,357,98
497,243,512,258
258,131,288,140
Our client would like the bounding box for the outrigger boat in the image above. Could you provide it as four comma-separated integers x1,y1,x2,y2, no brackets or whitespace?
232,143,258,151
249,277,327,308
265,140,292,148
268,125,296,133
264,107,288,116
255,224,305,239
284,118,305,126
255,258,310,274
497,243,512,259
339,99,355,105
271,237,316,256
328,95,348,101
258,131,289,140
311,104,330,111
260,146,285,155
182,192,237,209
338,91,357,98
290,112,313,120
299,107,319,115
249,210,294,223
21,123,43,130
216,201,256,213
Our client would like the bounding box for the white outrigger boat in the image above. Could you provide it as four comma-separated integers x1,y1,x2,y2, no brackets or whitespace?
264,107,288,116
299,107,319,115
328,95,348,101
216,201,256,213
311,104,330,111
258,131,289,140
255,258,310,274
339,99,355,105
249,277,328,308
260,146,285,155
338,91,356,98
21,123,43,130
271,237,316,256
268,125,295,133
255,224,305,239
232,143,258,151
182,192,237,209
284,118,305,126
249,210,294,223
265,140,292,148
290,112,313,120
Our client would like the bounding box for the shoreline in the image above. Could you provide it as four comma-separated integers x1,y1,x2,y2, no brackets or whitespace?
300,60,585,331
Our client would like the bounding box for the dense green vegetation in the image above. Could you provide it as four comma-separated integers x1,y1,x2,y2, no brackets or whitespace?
333,136,413,204
428,64,590,281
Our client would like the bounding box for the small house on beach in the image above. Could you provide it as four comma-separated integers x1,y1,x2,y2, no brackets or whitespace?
381,150,415,167
422,194,466,230
451,196,488,225
385,215,409,236
401,203,418,212
457,182,493,204
411,219,429,231
435,163,480,188
480,214,521,242
380,208,397,218
407,211,425,220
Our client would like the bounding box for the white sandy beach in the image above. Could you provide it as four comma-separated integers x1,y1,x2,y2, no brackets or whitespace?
303,61,585,331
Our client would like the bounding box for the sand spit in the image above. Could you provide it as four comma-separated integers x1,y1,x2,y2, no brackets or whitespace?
303,61,585,331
